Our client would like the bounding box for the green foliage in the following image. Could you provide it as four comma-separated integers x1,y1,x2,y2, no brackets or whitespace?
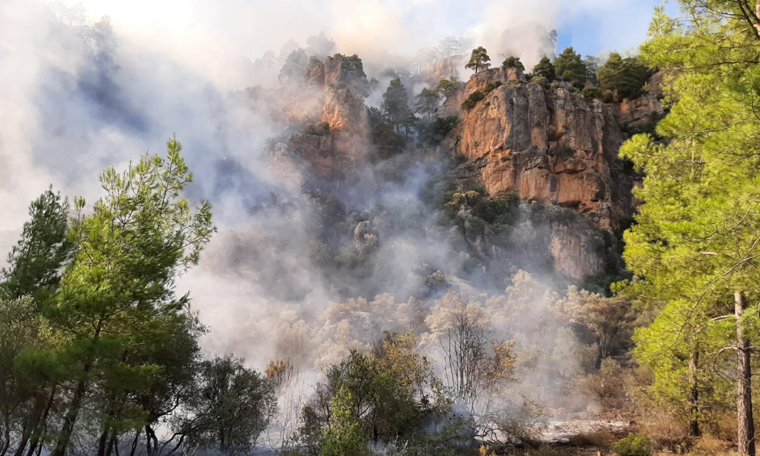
582,86,603,100
533,57,556,82
614,434,652,456
465,47,491,74
483,80,503,94
44,136,216,455
433,115,459,137
303,332,448,453
555,47,587,88
332,54,369,96
319,388,368,456
279,48,309,84
436,79,461,101
619,0,760,446
1,187,73,301
530,76,549,88
415,87,441,119
598,53,653,101
461,91,485,110
502,56,525,71
382,79,414,131
182,355,276,455
418,116,459,146
372,122,407,160
305,121,331,136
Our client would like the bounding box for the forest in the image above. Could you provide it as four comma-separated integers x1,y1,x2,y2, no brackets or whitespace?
2,0,760,455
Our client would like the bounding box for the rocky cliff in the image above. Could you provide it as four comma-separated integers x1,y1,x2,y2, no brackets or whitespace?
276,55,370,184
443,69,661,278
447,68,657,232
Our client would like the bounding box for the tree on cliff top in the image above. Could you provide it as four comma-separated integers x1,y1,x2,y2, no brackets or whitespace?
598,53,653,101
555,47,587,87
465,47,491,74
532,56,556,82
502,56,525,71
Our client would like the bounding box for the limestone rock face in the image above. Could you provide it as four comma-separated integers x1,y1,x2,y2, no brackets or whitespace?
447,73,658,278
283,58,370,183
450,83,634,231
614,93,664,128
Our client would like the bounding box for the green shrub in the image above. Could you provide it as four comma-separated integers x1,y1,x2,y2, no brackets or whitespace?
614,434,652,456
461,91,486,110
502,56,525,71
305,121,331,136
483,80,503,93
602,89,615,103
432,116,459,142
530,76,549,88
582,86,603,100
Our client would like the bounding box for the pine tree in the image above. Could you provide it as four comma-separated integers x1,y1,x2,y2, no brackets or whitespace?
465,47,491,74
415,88,441,119
555,47,587,87
47,137,215,456
532,57,556,82
502,56,525,71
598,53,652,101
1,187,73,301
381,78,413,133
620,3,760,452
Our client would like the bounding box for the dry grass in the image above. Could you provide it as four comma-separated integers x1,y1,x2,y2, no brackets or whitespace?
567,431,616,449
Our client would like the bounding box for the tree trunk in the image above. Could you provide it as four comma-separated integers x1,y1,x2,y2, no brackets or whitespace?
97,424,110,456
688,349,700,437
51,368,90,456
25,385,56,456
13,418,32,456
736,292,756,456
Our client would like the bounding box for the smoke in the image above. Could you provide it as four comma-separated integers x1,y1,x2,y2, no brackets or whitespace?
0,0,651,444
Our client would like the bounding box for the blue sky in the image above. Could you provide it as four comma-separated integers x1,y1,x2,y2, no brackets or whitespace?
555,0,672,56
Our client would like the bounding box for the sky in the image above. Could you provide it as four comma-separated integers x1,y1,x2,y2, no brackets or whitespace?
75,0,669,65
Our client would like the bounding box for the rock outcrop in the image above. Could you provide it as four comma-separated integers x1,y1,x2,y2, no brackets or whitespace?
446,69,659,278
449,77,635,231
280,56,370,184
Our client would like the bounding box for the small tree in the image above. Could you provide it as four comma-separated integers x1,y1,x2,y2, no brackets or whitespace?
598,53,653,101
465,47,491,74
415,88,441,119
381,78,413,134
278,48,308,84
555,47,587,87
1,187,73,301
435,79,460,101
180,355,276,455
502,56,525,71
532,56,556,82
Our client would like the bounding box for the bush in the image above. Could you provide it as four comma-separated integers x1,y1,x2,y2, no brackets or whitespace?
602,89,615,103
568,431,615,449
420,115,459,145
483,80,503,93
461,91,486,110
305,121,331,136
614,434,652,456
598,53,654,101
582,86,603,100
530,76,549,88
502,56,525,71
